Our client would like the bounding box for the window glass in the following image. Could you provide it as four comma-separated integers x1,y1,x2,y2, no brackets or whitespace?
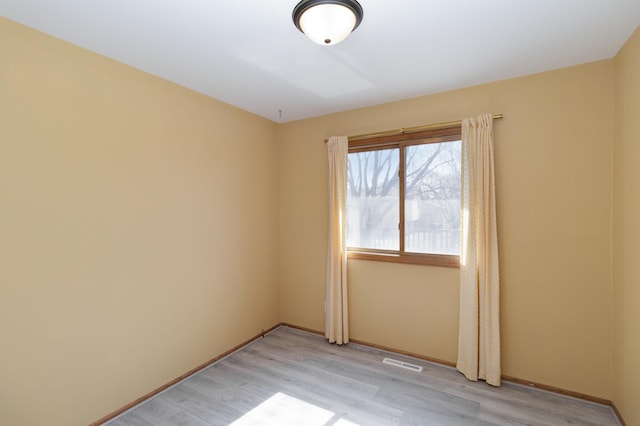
405,141,461,255
346,148,399,250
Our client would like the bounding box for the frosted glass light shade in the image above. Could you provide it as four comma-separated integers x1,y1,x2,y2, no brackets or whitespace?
293,0,363,46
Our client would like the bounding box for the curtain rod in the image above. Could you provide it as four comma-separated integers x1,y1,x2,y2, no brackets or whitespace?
324,114,503,143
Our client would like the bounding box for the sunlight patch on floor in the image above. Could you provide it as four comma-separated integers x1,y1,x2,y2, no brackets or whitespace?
230,392,360,425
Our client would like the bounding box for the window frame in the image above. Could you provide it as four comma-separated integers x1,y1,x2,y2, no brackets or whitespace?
347,125,461,268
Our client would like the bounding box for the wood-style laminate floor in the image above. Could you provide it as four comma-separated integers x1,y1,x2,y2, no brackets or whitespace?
106,327,619,426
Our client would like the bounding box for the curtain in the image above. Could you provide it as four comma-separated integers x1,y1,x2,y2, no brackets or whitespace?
457,114,501,386
326,136,349,345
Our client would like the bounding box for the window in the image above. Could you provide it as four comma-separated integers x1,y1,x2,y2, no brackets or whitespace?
346,126,461,267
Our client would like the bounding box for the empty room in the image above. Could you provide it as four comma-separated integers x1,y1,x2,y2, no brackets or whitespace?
1,1,639,425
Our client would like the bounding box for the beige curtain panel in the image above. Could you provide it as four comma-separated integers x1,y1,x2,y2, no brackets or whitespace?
457,114,501,386
326,136,349,345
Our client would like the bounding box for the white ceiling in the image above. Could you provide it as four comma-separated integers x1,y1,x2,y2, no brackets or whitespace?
2,1,639,123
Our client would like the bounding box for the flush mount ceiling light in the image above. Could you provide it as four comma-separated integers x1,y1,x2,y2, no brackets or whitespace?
292,0,364,46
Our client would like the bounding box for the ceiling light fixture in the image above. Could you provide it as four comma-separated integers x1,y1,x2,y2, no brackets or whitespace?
292,0,364,46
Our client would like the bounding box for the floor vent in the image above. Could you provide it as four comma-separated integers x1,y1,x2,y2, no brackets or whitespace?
382,357,423,372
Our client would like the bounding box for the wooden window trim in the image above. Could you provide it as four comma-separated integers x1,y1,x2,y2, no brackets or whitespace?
347,125,462,268
348,126,462,150
348,249,460,268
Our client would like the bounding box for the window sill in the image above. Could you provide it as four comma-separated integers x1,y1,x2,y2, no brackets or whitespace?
347,250,460,268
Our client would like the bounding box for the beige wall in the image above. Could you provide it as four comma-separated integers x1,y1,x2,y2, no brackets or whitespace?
613,26,640,426
280,60,614,399
0,18,280,426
